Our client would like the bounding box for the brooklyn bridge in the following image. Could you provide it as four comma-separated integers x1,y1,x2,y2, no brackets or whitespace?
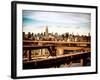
23,40,91,69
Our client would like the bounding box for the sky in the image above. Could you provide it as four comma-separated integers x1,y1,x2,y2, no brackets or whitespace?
22,10,91,35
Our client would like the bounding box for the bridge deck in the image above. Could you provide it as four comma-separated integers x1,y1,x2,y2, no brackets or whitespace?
24,52,90,63
23,45,90,51
23,40,90,44
23,41,91,69
23,52,90,69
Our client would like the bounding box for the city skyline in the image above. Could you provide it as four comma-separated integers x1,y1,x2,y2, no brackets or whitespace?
23,10,91,35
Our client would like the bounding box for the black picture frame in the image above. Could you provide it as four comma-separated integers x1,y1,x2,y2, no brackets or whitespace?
11,1,98,79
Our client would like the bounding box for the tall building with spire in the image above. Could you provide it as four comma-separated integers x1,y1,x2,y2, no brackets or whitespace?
45,25,48,38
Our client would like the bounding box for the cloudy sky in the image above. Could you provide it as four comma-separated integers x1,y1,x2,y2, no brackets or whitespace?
22,10,91,35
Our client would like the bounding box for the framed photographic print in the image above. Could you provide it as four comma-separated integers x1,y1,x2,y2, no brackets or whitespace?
11,1,98,79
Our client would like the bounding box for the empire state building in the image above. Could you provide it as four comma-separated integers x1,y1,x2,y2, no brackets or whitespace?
45,25,48,38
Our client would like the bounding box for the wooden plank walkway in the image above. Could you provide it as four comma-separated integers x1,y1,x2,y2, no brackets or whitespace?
24,52,90,63
23,52,91,69
23,40,90,44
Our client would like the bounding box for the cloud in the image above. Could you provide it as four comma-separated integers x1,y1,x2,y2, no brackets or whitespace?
23,10,91,35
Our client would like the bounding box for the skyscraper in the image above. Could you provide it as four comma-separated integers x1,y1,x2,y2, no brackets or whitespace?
45,25,48,38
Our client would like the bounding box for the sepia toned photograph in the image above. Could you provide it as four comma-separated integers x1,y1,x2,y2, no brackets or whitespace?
23,10,91,69
11,1,97,79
